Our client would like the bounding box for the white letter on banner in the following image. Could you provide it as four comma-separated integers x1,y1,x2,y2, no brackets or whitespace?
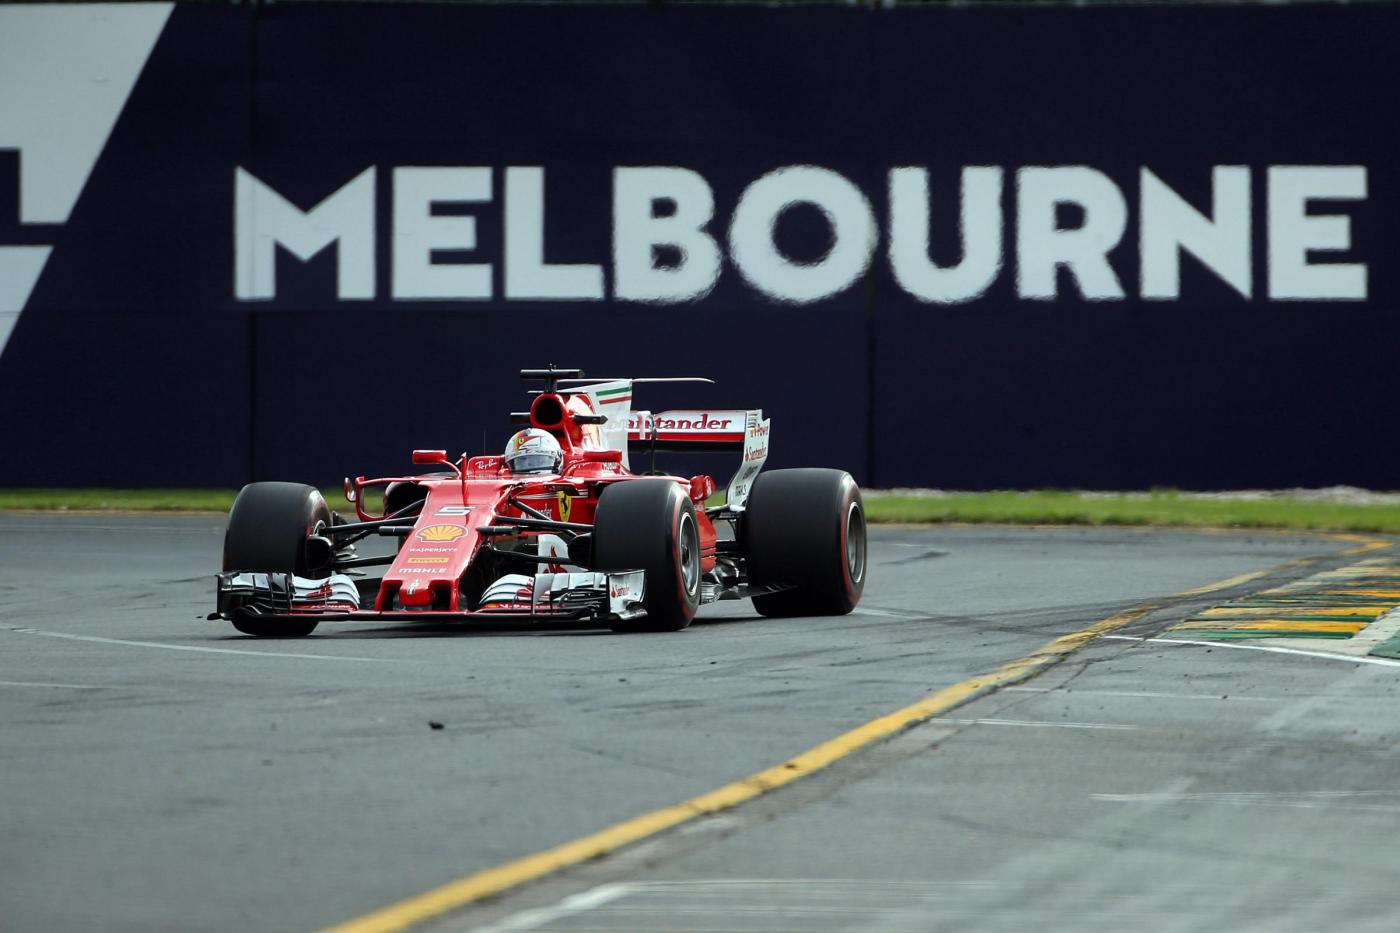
235,166,375,301
1016,167,1127,300
728,166,877,304
505,166,604,300
392,167,492,300
888,167,1002,303
1140,166,1251,300
1267,166,1367,300
613,167,721,302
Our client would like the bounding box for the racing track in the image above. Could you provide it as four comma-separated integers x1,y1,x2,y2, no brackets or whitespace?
3,514,1400,933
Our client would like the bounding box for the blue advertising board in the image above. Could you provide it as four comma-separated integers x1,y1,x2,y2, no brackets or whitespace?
1,2,1396,489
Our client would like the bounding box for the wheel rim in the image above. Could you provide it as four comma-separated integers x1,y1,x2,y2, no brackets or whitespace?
845,501,866,585
678,511,700,595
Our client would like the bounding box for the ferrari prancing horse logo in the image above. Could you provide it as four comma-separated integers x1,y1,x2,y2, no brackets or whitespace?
556,490,572,522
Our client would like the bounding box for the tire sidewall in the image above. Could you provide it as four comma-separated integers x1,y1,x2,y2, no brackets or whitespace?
223,482,331,579
745,468,865,616
593,479,699,631
836,479,866,609
668,494,701,619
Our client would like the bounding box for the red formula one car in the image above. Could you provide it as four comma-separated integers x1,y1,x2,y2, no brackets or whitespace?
213,368,865,635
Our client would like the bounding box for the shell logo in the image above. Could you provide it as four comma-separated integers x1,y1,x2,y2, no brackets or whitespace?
417,524,466,543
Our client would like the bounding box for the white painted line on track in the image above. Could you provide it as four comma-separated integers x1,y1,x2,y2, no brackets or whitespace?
590,878,998,888
470,880,1002,932
4,626,392,662
1098,790,1397,801
1103,634,1400,668
0,679,107,689
851,607,912,619
939,718,1139,731
1092,790,1400,813
469,883,635,933
1005,686,1281,702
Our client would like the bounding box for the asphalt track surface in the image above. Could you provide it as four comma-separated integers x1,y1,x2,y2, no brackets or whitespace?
3,515,1399,933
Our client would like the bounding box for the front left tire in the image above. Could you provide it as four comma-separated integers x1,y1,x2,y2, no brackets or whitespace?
592,480,701,632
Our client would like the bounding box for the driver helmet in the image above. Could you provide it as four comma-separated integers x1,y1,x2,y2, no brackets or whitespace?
503,428,563,474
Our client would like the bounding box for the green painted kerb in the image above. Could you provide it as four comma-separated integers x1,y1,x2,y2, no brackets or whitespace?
1166,629,1356,641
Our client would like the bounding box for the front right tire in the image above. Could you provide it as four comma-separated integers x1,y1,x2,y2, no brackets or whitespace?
222,482,330,637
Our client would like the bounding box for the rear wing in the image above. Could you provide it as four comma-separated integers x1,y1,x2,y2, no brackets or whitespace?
629,409,771,509
550,373,770,510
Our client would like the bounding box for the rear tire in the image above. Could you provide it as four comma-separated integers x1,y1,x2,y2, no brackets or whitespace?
593,480,701,632
223,482,330,637
744,469,866,618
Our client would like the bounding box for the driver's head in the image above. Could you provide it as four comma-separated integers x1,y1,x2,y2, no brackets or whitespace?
503,428,563,474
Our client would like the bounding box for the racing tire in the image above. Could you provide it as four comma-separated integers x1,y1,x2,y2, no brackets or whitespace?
222,482,331,637
592,480,701,633
744,469,866,618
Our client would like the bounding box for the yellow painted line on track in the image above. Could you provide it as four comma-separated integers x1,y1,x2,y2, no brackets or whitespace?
319,606,1154,933
1172,536,1385,600
1175,568,1276,597
1328,537,1395,557
1317,590,1400,599
321,531,1389,933
1308,568,1400,578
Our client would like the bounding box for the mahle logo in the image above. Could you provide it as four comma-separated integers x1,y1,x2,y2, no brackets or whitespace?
234,163,1369,307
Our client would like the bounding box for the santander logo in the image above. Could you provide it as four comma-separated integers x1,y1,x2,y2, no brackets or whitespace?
629,411,744,435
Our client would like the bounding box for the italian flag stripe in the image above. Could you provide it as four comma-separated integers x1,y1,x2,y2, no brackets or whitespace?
596,385,631,398
599,395,632,405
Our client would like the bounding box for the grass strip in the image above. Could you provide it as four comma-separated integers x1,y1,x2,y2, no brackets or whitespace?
3,487,1400,535
0,488,361,513
0,488,244,512
863,490,1400,534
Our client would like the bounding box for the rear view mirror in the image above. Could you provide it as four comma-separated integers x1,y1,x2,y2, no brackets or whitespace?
412,449,449,465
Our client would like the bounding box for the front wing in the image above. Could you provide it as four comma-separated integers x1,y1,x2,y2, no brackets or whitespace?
213,569,647,625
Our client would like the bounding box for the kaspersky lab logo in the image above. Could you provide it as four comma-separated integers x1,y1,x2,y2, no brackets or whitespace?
0,3,171,359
